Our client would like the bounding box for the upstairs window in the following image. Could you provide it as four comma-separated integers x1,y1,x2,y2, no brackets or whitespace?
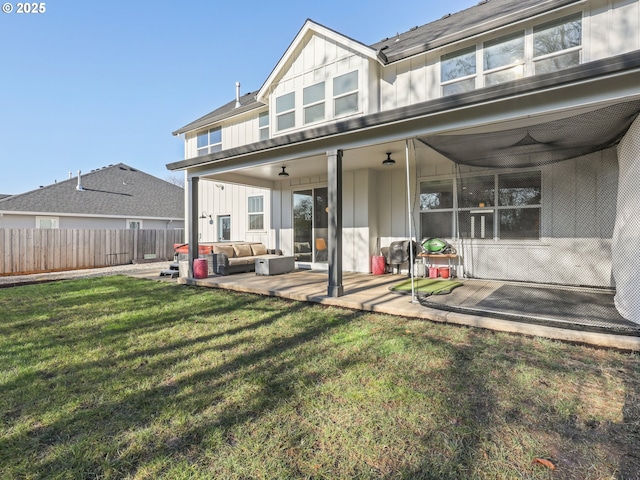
276,92,295,132
483,31,525,86
533,13,582,74
259,111,269,141
441,46,477,96
303,82,325,124
333,71,358,117
197,127,221,156
248,195,264,230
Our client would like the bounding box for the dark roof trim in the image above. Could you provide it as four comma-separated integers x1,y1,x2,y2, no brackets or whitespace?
373,0,581,64
172,92,265,136
166,50,640,172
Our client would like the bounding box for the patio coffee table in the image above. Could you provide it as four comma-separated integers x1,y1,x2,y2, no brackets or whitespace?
255,256,295,276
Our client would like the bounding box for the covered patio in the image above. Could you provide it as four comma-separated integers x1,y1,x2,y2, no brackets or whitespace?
169,51,640,329
177,270,640,351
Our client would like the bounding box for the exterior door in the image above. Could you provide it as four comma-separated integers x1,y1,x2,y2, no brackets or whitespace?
218,215,231,241
293,188,328,263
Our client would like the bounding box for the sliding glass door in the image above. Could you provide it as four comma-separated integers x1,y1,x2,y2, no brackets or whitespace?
293,187,328,264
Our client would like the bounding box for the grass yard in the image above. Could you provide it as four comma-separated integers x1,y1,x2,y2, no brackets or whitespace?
1,276,639,479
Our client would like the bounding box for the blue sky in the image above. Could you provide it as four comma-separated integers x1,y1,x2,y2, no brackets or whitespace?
0,0,478,194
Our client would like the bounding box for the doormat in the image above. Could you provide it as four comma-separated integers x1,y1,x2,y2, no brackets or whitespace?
390,278,462,296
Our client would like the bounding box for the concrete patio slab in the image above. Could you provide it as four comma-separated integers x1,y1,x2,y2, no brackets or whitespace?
177,270,640,352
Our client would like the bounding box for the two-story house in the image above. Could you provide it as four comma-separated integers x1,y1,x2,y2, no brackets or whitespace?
167,0,640,324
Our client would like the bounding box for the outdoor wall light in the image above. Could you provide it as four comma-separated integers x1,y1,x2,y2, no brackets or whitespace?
382,152,396,166
278,166,289,177
199,211,213,224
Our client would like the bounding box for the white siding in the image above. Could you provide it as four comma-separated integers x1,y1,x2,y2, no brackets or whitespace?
197,181,271,245
417,146,619,287
379,0,640,112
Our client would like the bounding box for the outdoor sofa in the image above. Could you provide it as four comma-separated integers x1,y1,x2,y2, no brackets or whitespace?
174,242,283,275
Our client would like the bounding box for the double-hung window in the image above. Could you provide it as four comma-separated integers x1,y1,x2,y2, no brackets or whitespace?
303,82,325,124
483,31,525,86
533,13,582,74
276,92,295,132
258,111,269,141
441,46,476,96
196,127,222,156
248,195,264,230
333,71,358,117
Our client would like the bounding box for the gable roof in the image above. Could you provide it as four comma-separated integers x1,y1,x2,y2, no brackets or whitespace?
172,0,582,135
0,163,184,219
256,19,380,104
0,194,11,200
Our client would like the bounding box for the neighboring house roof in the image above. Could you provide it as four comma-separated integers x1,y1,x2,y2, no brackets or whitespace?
0,194,11,200
172,0,580,135
0,163,184,219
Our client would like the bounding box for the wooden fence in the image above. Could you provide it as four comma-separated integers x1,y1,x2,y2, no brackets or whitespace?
0,228,184,275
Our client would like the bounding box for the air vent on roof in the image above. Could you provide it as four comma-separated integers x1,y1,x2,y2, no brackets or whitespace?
442,13,451,19
478,0,489,4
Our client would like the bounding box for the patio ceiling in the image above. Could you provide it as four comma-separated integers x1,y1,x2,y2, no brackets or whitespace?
200,139,412,187
200,99,640,188
417,99,640,168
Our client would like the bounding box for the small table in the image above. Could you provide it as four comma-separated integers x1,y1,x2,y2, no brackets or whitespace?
255,255,295,276
417,253,459,277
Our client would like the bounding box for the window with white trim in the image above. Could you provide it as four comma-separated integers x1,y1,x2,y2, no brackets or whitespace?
259,111,270,141
36,216,59,229
197,127,222,156
303,82,325,124
483,31,525,86
533,13,582,75
276,92,295,132
420,171,541,240
440,12,583,95
248,195,264,230
333,71,358,117
441,46,476,96
127,219,142,229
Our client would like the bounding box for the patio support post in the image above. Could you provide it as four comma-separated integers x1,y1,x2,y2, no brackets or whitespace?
187,175,199,278
327,149,343,297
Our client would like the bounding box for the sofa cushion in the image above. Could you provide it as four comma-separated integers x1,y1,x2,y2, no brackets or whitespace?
233,244,253,257
213,244,235,258
251,243,268,256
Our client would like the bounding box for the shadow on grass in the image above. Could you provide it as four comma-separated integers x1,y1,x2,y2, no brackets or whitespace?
2,277,639,479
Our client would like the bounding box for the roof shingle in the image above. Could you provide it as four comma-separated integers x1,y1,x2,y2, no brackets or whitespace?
0,163,184,219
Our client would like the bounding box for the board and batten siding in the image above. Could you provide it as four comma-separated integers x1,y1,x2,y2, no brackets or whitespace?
197,180,271,245
379,0,640,113
415,145,619,287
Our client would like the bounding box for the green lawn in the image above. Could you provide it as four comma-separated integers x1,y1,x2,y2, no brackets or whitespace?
1,276,639,479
